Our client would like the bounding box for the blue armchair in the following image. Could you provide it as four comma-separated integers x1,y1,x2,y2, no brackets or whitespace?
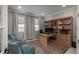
8,34,24,45
8,34,35,54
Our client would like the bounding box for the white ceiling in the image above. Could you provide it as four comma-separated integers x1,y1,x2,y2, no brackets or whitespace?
8,5,76,16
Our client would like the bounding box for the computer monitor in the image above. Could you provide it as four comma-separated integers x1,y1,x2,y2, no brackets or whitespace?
44,28,54,32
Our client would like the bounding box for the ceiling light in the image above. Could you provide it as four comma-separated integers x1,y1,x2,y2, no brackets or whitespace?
62,5,66,7
18,6,22,9
41,13,45,16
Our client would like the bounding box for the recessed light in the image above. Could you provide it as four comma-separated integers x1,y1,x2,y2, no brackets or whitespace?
41,13,45,16
62,5,66,7
18,6,22,9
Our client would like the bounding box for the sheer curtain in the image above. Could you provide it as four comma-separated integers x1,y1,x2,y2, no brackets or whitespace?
12,11,17,34
8,10,17,34
8,10,13,34
25,15,35,40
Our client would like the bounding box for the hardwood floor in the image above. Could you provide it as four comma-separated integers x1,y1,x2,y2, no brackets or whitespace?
26,39,48,54
26,39,74,54
65,47,76,54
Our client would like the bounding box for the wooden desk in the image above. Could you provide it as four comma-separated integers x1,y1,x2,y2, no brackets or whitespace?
39,33,72,49
39,33,56,49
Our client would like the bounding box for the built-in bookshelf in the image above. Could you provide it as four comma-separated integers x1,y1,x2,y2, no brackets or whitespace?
44,16,73,34
50,20,58,31
58,17,72,34
44,20,58,32
44,21,50,28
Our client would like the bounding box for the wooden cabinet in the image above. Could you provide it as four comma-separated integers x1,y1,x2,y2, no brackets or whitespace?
58,17,73,34
44,17,73,34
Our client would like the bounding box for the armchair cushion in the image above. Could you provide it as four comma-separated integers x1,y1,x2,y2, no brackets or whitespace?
8,34,24,45
20,44,35,54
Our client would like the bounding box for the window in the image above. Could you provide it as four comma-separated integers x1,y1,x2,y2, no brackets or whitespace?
18,24,24,32
34,18,39,31
17,15,25,32
34,25,39,31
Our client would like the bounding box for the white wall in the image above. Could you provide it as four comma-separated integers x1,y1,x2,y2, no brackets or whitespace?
45,7,77,42
1,5,8,53
76,6,79,54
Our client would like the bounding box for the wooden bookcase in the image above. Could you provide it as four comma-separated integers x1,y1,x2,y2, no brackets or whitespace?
44,16,73,34
50,20,58,31
44,21,50,28
58,17,73,34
